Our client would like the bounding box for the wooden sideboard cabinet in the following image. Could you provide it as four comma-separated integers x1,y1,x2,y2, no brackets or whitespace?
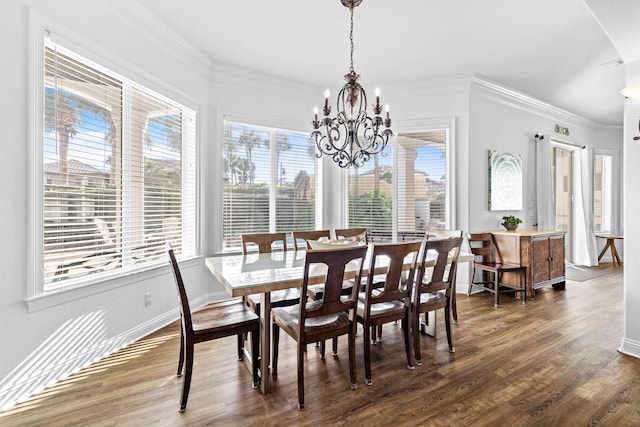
490,229,566,299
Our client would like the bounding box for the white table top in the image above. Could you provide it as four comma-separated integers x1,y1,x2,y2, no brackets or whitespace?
205,247,473,298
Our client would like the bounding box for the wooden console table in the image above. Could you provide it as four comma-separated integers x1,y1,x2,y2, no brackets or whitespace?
490,229,566,299
596,234,623,265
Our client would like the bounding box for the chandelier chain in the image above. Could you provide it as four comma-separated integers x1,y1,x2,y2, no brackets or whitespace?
349,6,354,73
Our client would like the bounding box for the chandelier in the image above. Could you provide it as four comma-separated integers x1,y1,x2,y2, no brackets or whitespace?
311,0,393,168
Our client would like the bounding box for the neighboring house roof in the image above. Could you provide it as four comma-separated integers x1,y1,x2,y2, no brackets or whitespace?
44,159,106,176
356,166,442,185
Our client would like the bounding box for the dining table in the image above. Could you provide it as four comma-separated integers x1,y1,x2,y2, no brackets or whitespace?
205,246,472,394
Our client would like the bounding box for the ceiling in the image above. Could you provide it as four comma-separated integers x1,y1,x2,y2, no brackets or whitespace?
133,0,629,126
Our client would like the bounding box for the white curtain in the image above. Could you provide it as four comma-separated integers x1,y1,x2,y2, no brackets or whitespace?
573,147,599,266
536,136,555,230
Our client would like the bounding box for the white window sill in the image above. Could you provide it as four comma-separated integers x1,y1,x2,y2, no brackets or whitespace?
25,256,202,312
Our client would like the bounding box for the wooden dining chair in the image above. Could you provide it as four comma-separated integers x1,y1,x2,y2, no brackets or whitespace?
424,230,463,322
165,242,259,412
242,233,298,317
241,232,288,254
300,228,358,301
241,232,300,363
467,233,527,307
292,229,331,251
271,245,368,410
356,241,422,385
412,237,463,365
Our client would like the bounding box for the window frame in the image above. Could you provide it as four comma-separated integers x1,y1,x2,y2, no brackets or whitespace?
27,13,200,311
218,110,322,253
345,117,457,238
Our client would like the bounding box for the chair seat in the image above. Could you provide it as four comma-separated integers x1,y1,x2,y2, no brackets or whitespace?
473,261,524,272
247,288,301,312
417,291,447,306
273,301,352,339
356,292,406,319
191,300,259,336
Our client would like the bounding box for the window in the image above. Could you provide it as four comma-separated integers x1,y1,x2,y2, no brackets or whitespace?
348,129,450,241
594,153,612,233
223,120,319,251
42,41,196,291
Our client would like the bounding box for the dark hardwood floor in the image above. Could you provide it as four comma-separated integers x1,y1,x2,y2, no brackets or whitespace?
2,263,638,426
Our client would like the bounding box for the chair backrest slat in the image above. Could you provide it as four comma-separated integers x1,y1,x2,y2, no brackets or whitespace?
467,233,495,263
242,232,288,254
301,246,368,321
365,241,422,306
417,237,463,295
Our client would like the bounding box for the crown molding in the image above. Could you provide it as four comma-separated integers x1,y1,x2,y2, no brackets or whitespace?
472,75,620,130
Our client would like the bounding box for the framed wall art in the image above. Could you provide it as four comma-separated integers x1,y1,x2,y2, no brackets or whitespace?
488,149,523,211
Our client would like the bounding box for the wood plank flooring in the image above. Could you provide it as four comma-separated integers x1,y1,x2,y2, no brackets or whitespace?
2,263,638,426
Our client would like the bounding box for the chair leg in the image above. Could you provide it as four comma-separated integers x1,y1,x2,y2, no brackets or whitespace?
320,340,326,359
363,323,372,385
377,325,383,343
237,334,244,361
402,315,415,370
177,322,185,376
413,306,422,366
179,342,194,412
467,267,475,296
451,287,458,323
250,327,260,388
494,272,500,307
332,337,338,356
297,341,305,410
444,302,454,353
272,322,280,374
348,326,358,390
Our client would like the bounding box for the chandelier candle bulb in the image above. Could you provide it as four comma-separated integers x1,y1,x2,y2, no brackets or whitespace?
314,107,318,122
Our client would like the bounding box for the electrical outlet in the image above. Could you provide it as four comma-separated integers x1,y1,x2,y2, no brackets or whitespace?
144,292,152,307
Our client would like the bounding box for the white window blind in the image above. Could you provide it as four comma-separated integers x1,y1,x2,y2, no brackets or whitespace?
223,120,318,251
348,130,448,242
43,42,196,290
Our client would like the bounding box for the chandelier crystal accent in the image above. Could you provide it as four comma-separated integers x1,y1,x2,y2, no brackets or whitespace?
311,0,392,168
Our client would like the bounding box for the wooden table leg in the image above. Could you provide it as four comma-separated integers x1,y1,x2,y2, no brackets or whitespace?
597,240,611,262
598,238,622,265
419,312,437,338
610,239,622,265
259,292,271,394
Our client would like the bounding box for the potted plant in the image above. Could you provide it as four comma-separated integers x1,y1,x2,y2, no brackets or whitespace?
501,215,522,231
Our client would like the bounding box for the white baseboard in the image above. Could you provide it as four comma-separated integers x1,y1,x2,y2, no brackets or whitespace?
618,337,640,359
